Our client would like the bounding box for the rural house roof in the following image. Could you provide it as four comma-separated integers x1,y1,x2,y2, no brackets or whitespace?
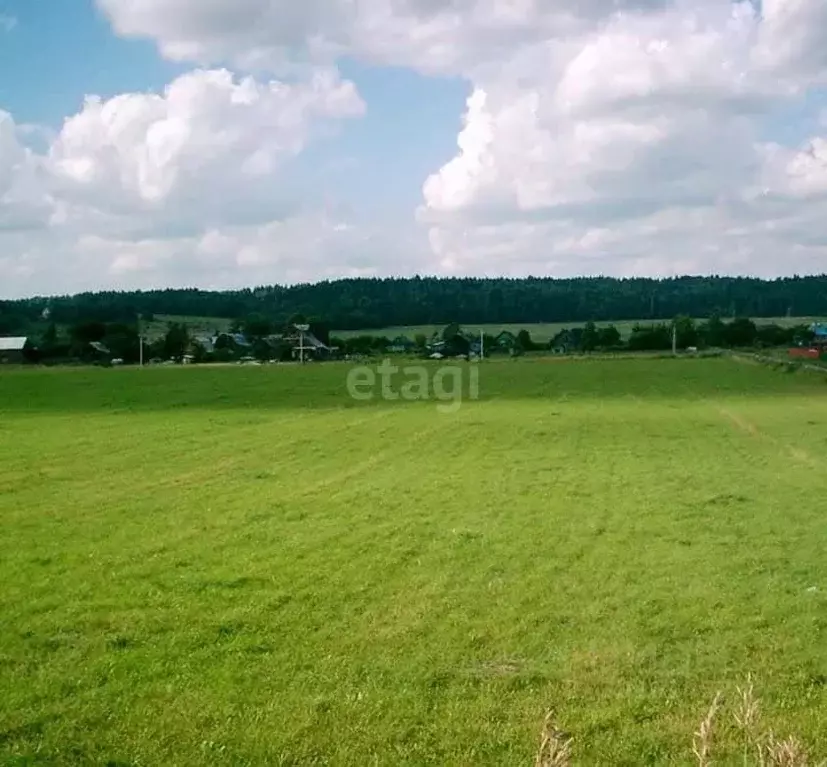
493,330,517,346
194,335,216,352
283,327,330,350
209,332,252,348
0,337,27,351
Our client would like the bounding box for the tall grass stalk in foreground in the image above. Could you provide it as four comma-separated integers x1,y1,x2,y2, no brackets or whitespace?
727,675,823,766
534,710,573,767
693,678,825,766
693,690,724,766
537,678,826,766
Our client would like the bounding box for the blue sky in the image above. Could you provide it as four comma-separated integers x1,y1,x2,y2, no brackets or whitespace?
1,0,827,297
0,0,183,125
0,0,467,219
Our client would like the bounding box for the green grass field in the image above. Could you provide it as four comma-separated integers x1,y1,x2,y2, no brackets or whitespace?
2,358,827,764
332,316,827,342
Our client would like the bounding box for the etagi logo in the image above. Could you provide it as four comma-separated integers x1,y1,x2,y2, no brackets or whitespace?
346,359,480,413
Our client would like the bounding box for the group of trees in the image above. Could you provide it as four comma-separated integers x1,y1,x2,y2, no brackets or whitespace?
327,317,818,358
23,312,334,365
578,316,815,353
28,320,142,364
25,320,191,364
4,275,827,335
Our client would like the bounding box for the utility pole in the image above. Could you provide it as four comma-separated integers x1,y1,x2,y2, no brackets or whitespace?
480,329,484,360
296,323,310,364
138,314,144,367
672,321,677,356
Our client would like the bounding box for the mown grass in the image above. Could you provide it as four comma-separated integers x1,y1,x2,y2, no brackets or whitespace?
2,358,827,765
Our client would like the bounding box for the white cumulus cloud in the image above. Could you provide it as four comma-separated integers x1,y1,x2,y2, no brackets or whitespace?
5,0,827,295
419,0,827,277
0,67,371,297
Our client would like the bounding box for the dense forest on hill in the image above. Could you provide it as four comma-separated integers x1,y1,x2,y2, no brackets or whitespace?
3,275,827,334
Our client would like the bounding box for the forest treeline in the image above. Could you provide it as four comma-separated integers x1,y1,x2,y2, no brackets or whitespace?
3,275,827,334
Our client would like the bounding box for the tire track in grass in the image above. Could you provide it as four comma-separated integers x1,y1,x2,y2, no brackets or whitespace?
716,405,816,468
152,407,397,492
279,410,454,503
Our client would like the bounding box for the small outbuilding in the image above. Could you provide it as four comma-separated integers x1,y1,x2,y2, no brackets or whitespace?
0,337,28,364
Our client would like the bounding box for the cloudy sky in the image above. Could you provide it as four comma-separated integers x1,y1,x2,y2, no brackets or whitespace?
1,0,826,298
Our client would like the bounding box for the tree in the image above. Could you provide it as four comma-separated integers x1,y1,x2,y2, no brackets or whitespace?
70,321,107,344
597,325,621,348
791,324,815,346
699,314,726,347
628,323,672,351
309,320,331,346
242,313,273,340
163,323,190,361
253,338,273,361
516,328,535,351
673,316,698,349
42,322,57,346
370,336,391,352
581,321,599,352
103,323,140,362
755,323,791,348
287,313,307,329
147,337,165,360
68,320,108,359
723,317,757,347
213,346,235,363
448,334,470,355
37,322,70,361
190,339,208,363
442,322,461,341
22,339,39,364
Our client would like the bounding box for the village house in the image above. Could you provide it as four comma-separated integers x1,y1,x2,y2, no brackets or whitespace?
550,328,584,354
491,330,518,354
388,335,415,353
0,337,28,364
277,325,335,361
791,322,827,360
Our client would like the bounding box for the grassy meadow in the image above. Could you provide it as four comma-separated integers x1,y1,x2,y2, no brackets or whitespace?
2,357,827,764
